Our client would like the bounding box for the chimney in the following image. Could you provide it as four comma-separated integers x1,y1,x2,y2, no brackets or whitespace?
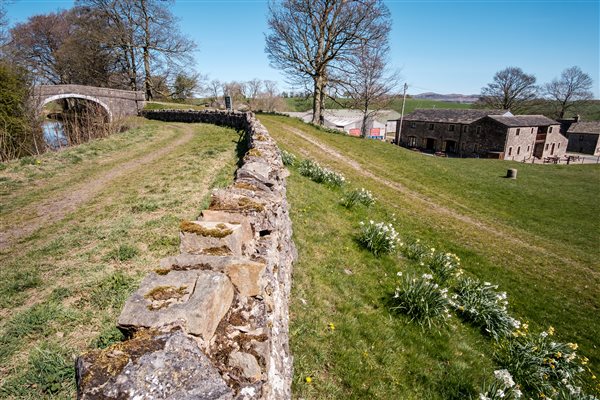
575,114,581,122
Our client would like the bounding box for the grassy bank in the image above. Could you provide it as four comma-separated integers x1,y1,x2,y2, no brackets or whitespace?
259,114,600,399
0,119,241,398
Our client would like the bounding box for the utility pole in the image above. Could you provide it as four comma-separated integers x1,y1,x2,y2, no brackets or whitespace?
395,82,408,146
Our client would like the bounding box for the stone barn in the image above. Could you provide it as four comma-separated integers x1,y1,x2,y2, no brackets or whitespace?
397,109,565,160
566,121,600,156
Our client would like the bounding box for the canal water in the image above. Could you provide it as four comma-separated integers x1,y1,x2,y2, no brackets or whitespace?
42,120,67,149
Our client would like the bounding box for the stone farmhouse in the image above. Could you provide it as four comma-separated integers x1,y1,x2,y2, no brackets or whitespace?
566,121,600,156
286,109,401,140
397,109,566,160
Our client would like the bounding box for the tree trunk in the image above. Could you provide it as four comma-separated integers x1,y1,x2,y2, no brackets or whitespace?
312,75,325,125
140,0,153,100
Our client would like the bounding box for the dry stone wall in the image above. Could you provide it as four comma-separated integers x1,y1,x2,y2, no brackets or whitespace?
76,110,296,399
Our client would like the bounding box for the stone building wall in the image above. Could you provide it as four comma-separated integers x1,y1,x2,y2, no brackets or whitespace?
76,110,296,400
540,125,568,159
567,133,600,155
504,127,537,161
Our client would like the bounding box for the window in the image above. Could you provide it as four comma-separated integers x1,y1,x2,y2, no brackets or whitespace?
474,144,478,152
428,123,434,130
410,122,416,128
558,143,560,149
449,124,455,132
408,136,417,147
508,147,512,156
517,146,521,155
463,126,468,133
516,128,520,136
476,126,481,134
546,143,549,150
527,145,530,152
580,135,584,141
549,127,553,133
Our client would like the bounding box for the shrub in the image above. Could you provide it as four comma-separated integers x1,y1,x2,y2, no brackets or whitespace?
452,277,519,339
298,158,345,187
340,188,375,209
494,326,593,398
390,273,451,329
357,220,399,256
281,149,296,166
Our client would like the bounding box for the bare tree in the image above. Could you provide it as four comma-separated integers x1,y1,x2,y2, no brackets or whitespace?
332,40,399,137
260,80,282,112
78,0,196,99
245,78,263,110
222,81,246,105
543,66,593,119
206,79,222,107
480,67,538,112
265,0,391,125
8,8,126,87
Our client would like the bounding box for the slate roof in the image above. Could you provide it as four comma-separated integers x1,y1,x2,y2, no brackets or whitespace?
403,109,510,124
488,115,558,127
567,121,600,135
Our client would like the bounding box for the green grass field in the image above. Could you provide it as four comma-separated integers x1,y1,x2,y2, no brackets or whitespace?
259,114,600,399
284,97,471,114
0,119,241,398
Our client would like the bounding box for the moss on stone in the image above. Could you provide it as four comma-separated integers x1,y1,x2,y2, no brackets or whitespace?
144,285,188,302
209,196,264,212
180,220,233,238
247,148,262,157
154,268,171,275
234,181,258,191
201,246,233,256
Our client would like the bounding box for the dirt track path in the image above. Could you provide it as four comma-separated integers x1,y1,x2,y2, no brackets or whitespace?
0,124,195,251
279,124,583,269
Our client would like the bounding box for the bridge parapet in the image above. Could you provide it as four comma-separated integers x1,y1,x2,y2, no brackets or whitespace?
34,84,146,121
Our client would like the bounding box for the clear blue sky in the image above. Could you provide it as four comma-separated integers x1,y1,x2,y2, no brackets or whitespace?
5,0,600,98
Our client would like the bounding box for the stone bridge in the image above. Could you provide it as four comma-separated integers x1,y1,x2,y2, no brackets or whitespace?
34,84,146,121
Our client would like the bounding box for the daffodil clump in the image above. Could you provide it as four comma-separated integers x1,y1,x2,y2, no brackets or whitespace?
357,220,399,256
390,272,452,329
423,249,462,284
340,187,375,209
298,158,345,187
280,149,296,166
399,238,429,261
494,326,597,399
451,277,520,339
478,369,523,399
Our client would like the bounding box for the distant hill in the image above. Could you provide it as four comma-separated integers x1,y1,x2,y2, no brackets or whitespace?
412,92,479,103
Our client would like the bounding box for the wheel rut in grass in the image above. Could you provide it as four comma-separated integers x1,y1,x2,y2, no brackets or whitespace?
279,124,583,269
0,124,195,251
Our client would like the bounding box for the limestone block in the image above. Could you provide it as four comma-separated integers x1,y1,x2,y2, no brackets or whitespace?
225,261,266,297
199,210,254,245
76,330,233,399
118,270,234,341
180,221,243,257
228,351,262,382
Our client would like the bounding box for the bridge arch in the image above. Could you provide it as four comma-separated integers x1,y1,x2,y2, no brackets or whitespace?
40,93,113,122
